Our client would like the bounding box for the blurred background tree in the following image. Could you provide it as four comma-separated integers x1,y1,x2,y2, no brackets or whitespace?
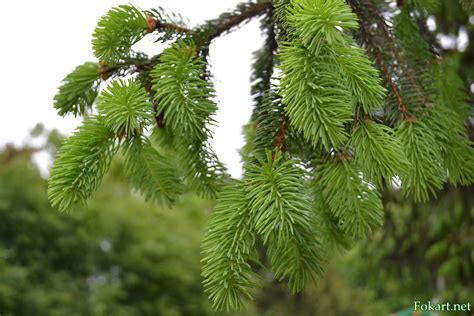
0,128,215,315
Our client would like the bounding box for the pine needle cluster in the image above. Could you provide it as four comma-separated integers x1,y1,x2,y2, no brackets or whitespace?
48,0,473,311
53,62,100,116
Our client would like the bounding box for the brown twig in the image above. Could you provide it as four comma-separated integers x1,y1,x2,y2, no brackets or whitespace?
275,115,288,152
349,0,417,121
97,61,111,80
147,2,271,42
147,15,193,34
373,47,416,121
208,2,271,40
372,4,433,108
158,22,192,33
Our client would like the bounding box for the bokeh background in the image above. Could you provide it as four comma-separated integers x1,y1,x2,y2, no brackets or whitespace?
0,1,472,315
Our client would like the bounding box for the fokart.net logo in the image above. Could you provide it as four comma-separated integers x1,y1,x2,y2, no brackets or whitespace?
414,300,472,313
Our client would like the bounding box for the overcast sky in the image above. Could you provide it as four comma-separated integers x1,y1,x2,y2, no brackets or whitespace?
0,0,262,177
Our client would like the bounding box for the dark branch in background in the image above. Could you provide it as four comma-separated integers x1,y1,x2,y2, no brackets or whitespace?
374,47,416,121
275,115,288,152
143,79,165,128
393,0,438,109
348,0,417,121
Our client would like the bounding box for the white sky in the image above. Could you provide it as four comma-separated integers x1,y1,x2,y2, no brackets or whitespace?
0,0,262,177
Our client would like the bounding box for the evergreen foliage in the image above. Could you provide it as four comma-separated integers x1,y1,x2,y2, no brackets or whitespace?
201,180,257,311
0,141,392,315
430,58,474,185
151,41,216,141
249,90,284,160
49,0,474,311
122,135,184,205
313,184,352,250
92,5,148,63
396,121,444,202
53,62,100,116
97,79,153,137
287,0,358,53
248,153,323,292
315,156,384,239
351,120,409,187
280,43,352,149
151,40,226,198
175,138,226,198
48,117,116,211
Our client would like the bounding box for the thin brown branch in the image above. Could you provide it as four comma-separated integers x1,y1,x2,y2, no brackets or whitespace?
349,0,417,121
147,15,193,34
372,5,432,108
275,115,288,152
208,2,272,40
147,2,271,42
373,47,415,121
158,22,192,33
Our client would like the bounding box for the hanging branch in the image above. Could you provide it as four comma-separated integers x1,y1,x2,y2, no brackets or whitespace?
49,0,474,311
146,15,192,33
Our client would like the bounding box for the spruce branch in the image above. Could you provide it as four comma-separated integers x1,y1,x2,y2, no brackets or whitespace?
97,79,153,137
248,90,285,162
313,184,352,250
150,40,227,197
246,151,324,291
426,58,474,186
92,5,148,63
396,121,445,201
331,44,386,113
199,2,272,42
151,40,216,141
351,119,410,187
201,180,258,311
288,0,358,54
175,138,227,198
48,117,117,211
48,0,474,311
99,2,271,76
146,15,192,34
349,0,430,121
122,135,184,205
280,43,352,150
314,157,384,239
368,38,415,121
425,104,474,186
250,8,277,114
53,62,100,116
275,114,289,153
